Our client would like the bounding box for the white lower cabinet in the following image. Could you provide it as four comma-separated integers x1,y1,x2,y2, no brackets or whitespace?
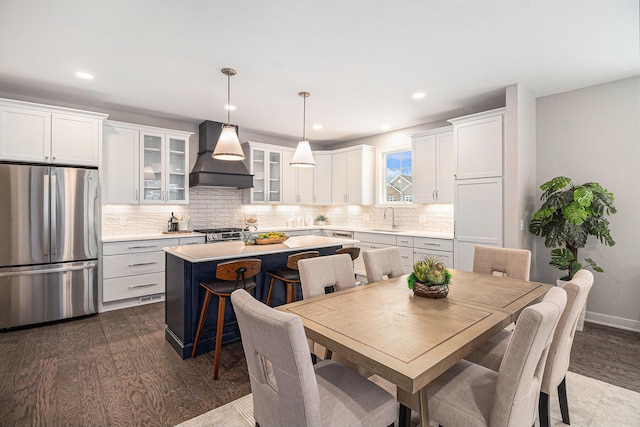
353,232,397,277
102,238,179,310
413,236,454,267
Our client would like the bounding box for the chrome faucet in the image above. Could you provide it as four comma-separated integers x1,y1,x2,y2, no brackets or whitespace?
383,207,398,230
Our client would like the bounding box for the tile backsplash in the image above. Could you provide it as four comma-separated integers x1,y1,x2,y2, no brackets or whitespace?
102,187,453,236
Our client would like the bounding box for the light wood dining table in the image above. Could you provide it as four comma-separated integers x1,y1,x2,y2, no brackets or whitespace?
278,269,552,426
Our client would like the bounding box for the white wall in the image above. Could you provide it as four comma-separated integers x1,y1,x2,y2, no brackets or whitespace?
536,76,640,331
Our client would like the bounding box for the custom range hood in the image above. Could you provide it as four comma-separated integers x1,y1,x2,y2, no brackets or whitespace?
189,120,253,189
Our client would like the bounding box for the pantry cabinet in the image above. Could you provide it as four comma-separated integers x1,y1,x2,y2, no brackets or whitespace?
102,121,192,204
0,98,106,166
412,127,454,203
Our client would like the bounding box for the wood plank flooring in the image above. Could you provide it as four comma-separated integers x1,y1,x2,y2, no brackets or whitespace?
0,302,638,426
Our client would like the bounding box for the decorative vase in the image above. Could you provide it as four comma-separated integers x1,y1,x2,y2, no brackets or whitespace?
412,282,449,299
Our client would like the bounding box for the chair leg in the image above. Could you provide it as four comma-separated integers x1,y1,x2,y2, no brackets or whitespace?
192,290,212,358
398,403,411,427
265,276,276,306
213,295,226,380
539,391,550,427
558,376,570,424
285,281,295,304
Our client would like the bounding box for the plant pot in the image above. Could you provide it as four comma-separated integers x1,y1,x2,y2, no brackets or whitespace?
413,282,448,299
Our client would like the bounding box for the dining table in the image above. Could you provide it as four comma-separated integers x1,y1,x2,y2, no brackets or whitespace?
277,269,552,426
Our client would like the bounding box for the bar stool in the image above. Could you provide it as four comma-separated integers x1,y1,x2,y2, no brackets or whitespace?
336,247,361,280
265,251,319,306
192,258,262,380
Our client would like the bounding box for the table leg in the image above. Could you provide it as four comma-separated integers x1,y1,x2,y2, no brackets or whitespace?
419,388,430,427
399,403,411,427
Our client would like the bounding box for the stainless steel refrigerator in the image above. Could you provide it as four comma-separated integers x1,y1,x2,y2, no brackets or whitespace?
0,163,99,329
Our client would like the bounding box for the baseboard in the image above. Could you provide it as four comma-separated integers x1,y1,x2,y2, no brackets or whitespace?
585,311,640,333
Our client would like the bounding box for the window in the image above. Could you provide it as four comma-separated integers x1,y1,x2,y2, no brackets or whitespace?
383,149,412,203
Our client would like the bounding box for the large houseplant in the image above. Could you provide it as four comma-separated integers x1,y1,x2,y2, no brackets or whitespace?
529,176,616,280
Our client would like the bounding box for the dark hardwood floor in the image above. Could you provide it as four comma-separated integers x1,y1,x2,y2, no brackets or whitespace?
1,302,638,426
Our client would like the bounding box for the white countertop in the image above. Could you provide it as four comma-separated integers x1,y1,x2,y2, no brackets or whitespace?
102,232,204,243
163,235,358,263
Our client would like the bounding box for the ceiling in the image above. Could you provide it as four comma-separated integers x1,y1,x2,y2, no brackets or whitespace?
0,1,638,145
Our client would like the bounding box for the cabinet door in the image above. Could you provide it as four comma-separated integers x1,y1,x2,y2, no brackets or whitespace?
454,115,503,180
281,151,297,204
331,152,348,204
454,177,503,271
313,154,332,204
435,131,454,202
297,167,314,204
412,135,437,203
51,114,100,166
103,125,140,204
267,150,282,203
251,147,267,203
140,132,165,204
166,134,188,203
346,149,363,204
0,105,51,162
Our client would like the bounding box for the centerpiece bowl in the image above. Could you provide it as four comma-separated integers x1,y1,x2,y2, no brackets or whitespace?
408,256,452,299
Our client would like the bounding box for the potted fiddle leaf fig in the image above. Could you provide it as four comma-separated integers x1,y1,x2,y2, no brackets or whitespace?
529,176,617,280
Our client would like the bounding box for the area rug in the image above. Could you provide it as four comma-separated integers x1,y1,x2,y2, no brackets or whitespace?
176,371,640,427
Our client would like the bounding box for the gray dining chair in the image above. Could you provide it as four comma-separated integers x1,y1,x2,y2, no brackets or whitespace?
299,253,358,363
473,245,532,280
465,269,594,427
363,247,405,283
230,289,397,427
398,286,567,427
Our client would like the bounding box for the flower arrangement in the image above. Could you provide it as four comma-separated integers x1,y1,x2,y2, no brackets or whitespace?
408,255,452,298
314,215,328,225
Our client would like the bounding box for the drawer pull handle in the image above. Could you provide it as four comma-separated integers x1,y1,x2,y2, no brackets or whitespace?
128,245,157,249
128,261,158,267
401,255,409,259
129,283,158,289
423,243,441,247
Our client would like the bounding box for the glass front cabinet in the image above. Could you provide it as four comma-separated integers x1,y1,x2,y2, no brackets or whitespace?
243,142,282,204
140,131,189,204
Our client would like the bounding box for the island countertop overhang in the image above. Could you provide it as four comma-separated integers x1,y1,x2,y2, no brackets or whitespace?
163,235,358,263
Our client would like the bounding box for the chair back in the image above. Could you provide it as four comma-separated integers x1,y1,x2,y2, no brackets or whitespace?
231,289,322,426
473,245,531,280
490,286,567,426
541,269,594,393
335,246,361,261
298,254,356,298
286,251,320,270
362,247,404,283
215,259,262,290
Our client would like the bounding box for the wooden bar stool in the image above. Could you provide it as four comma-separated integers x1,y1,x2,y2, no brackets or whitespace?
192,258,262,380
265,251,319,306
336,247,361,280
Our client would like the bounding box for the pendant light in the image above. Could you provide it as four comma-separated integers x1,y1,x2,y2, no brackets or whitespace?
290,91,316,167
212,68,245,161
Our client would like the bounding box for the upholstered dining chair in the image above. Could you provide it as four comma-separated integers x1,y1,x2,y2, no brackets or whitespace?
465,269,594,427
397,286,567,427
473,245,532,281
230,289,397,427
298,253,357,363
363,247,405,283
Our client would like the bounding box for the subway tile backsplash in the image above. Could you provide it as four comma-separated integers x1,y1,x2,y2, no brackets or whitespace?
102,188,454,236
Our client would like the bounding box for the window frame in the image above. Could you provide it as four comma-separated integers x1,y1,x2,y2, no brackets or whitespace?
377,144,413,205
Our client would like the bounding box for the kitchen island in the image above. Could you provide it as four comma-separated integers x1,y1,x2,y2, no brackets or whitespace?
163,235,357,359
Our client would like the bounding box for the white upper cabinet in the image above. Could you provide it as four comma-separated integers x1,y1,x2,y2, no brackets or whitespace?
102,121,192,205
412,127,454,203
331,145,375,205
243,142,283,204
0,98,106,166
282,150,314,205
312,153,332,204
450,109,504,180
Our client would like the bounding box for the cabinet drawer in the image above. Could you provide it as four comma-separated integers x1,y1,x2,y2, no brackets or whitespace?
103,272,165,302
396,236,414,247
353,232,397,245
398,246,414,268
413,237,453,252
414,249,454,267
103,238,179,255
103,251,165,279
179,236,205,245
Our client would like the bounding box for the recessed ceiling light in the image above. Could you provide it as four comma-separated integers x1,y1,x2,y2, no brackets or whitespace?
224,104,236,111
412,92,426,99
312,124,322,130
380,124,391,130
75,71,94,80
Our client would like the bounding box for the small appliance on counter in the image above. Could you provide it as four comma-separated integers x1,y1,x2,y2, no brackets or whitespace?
167,212,179,232
193,228,245,243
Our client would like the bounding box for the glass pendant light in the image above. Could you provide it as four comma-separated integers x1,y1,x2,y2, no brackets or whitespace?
212,68,245,161
290,91,316,167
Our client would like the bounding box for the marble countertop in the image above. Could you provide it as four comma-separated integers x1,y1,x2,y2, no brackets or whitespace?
163,235,358,263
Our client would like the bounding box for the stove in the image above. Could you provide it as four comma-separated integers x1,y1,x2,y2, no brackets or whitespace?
193,227,245,243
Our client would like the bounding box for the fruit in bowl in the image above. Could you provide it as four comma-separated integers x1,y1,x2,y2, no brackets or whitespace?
258,231,286,239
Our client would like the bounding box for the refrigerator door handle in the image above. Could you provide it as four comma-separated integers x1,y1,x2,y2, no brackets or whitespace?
43,173,50,256
0,263,96,278
51,173,57,255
